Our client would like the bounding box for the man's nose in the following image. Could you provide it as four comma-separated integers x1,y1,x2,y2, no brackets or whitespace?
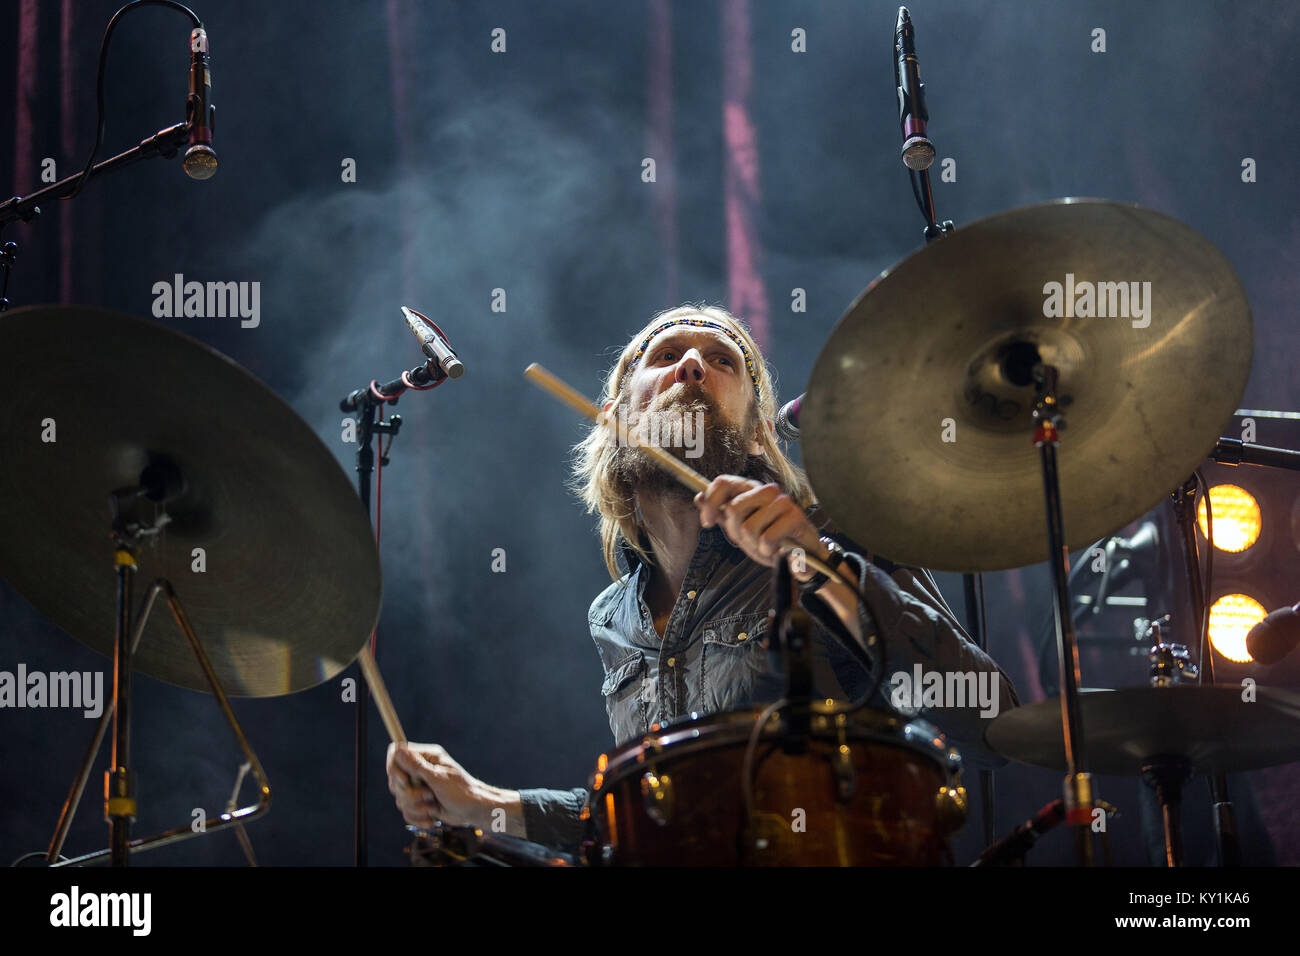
674,347,707,383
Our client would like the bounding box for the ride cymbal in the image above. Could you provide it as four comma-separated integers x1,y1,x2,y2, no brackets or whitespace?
801,199,1253,571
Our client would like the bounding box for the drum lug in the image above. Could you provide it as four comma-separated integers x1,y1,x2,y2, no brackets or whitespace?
830,744,856,802
640,771,674,826
936,784,969,832
831,720,856,802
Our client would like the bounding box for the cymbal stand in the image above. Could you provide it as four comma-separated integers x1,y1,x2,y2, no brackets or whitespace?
1032,362,1097,866
47,468,270,866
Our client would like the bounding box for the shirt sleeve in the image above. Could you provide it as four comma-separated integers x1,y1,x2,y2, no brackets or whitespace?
800,551,1020,770
517,787,590,853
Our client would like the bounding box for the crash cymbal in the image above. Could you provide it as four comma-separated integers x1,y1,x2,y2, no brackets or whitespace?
0,305,381,697
986,686,1300,775
801,199,1253,572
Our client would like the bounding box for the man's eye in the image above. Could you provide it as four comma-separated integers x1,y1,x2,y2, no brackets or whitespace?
716,356,733,367
657,351,677,362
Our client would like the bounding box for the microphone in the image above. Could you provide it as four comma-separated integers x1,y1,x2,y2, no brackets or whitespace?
183,26,217,181
775,393,803,441
402,306,464,379
894,7,935,171
971,800,1064,867
1246,601,1300,665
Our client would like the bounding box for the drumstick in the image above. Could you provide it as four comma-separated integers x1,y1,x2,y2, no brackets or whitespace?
357,645,407,745
522,363,845,583
524,363,709,493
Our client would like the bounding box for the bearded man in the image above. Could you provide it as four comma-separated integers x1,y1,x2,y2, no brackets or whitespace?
387,304,1019,854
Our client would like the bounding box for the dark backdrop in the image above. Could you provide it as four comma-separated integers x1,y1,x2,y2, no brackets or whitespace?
1,0,1297,867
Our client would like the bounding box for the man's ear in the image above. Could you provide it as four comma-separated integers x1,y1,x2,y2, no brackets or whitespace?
602,398,615,414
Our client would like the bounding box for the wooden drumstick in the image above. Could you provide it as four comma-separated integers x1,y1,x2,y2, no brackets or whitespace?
524,362,709,494
522,363,847,584
357,645,407,745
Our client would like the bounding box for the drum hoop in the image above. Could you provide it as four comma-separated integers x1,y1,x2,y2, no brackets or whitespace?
593,706,960,792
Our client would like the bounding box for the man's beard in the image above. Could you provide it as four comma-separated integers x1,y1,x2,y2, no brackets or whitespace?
609,382,762,504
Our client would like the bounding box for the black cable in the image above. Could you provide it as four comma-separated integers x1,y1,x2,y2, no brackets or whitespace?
738,697,787,862
908,167,926,218
1194,470,1214,675
64,1,202,202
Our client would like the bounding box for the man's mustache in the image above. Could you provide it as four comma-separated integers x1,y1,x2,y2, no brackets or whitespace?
648,383,717,414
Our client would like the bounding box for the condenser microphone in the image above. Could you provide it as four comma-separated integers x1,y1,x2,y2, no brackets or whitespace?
402,306,464,379
894,7,935,171
183,26,217,180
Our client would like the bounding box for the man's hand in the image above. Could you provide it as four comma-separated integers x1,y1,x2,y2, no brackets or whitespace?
694,475,828,578
386,741,524,836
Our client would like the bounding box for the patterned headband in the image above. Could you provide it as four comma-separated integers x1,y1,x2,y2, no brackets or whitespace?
625,317,762,398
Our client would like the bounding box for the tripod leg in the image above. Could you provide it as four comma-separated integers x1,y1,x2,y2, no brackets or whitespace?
46,582,166,862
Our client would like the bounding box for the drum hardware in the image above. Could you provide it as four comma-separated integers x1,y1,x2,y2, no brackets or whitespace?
407,823,577,867
634,733,673,825
988,685,1300,865
830,718,856,802
51,567,273,867
1143,616,1198,687
1170,471,1239,865
801,199,1254,865
1141,756,1194,868
971,799,1117,867
588,705,966,866
639,771,674,826
0,305,386,865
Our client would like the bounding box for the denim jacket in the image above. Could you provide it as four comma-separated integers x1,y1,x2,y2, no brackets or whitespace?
518,515,1020,853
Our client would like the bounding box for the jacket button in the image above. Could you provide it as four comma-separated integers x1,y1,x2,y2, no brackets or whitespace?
667,657,676,667
738,632,748,641
687,590,697,599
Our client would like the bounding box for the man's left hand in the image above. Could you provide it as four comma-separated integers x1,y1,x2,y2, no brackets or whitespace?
694,475,828,578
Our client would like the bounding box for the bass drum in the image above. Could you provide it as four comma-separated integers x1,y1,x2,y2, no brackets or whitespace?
585,704,967,866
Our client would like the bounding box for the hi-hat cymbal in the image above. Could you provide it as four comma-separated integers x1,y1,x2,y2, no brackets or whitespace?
0,306,381,697
801,199,1253,572
986,686,1300,776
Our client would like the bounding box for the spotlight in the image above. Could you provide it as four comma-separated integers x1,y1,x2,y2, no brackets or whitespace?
1208,593,1267,663
1197,484,1261,553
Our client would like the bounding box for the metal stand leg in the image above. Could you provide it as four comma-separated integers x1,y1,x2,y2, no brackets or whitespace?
107,548,138,866
1141,756,1191,867
47,579,272,867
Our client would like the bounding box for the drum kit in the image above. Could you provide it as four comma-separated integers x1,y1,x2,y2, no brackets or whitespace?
4,199,1300,868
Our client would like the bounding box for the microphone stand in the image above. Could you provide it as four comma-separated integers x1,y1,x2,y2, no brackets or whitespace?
896,26,990,848
1161,435,1300,866
0,121,194,312
771,558,815,741
1169,477,1236,866
338,360,445,866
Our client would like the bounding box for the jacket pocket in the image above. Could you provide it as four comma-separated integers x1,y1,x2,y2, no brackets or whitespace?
600,650,648,745
701,613,777,710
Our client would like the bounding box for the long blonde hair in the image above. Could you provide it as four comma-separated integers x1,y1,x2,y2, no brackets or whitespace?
570,304,816,580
